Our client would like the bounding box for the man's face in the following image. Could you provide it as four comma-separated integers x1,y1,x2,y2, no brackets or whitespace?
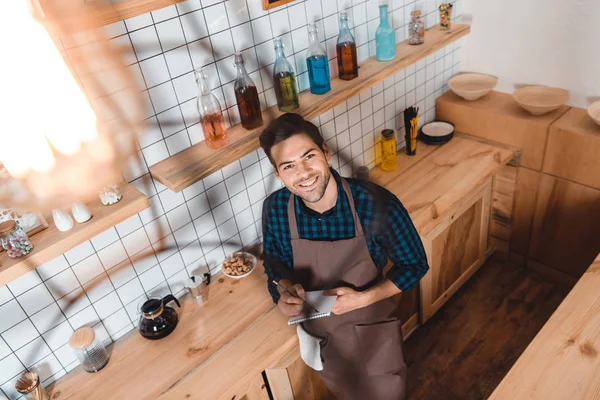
270,134,331,203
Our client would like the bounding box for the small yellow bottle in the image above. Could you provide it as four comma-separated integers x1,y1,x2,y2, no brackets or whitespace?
380,129,397,171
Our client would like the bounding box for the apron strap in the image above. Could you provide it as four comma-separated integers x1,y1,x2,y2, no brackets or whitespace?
287,177,364,239
340,178,364,236
288,193,300,240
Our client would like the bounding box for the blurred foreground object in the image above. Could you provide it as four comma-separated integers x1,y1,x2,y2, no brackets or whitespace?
0,0,144,211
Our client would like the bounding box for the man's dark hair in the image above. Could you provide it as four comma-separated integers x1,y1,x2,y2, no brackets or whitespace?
259,113,324,168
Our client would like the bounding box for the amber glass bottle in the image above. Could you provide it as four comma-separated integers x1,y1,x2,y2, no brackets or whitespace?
233,53,263,130
336,12,358,80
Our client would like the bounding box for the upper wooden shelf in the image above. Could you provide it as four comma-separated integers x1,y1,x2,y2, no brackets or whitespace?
40,0,186,31
150,24,471,192
0,183,149,286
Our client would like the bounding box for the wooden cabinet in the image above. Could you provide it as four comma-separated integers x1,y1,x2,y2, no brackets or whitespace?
420,178,493,322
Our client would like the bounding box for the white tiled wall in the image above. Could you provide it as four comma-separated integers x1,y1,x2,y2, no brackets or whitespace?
0,0,462,397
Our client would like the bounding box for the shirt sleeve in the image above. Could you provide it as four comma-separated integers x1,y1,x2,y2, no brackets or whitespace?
261,196,292,304
378,195,429,292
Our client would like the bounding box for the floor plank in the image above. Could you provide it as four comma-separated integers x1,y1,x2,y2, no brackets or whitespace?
405,257,569,400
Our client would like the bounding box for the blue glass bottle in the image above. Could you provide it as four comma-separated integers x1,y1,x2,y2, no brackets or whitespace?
376,4,396,61
306,23,331,95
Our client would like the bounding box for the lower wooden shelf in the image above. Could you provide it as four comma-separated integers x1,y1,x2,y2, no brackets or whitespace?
149,24,471,192
0,182,149,286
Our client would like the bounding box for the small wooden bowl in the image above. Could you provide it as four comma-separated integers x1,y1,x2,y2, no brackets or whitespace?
587,101,600,127
512,86,569,116
448,73,498,101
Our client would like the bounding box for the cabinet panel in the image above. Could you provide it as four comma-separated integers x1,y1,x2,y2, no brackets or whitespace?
529,175,600,279
421,179,493,322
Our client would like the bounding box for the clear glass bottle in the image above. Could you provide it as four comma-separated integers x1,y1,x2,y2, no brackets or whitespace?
376,5,396,61
195,68,228,149
306,23,331,95
380,129,397,171
336,12,358,81
0,220,33,258
273,38,299,112
409,10,425,45
233,53,263,130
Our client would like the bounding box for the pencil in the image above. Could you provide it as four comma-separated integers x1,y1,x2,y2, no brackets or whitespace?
272,280,320,313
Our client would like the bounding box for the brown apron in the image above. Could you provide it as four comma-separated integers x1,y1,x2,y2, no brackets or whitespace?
288,178,407,400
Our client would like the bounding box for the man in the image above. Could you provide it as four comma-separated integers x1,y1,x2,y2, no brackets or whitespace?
260,113,428,400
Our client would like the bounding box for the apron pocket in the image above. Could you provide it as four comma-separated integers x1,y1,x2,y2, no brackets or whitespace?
355,319,405,376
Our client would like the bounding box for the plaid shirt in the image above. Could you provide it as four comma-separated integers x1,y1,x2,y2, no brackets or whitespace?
262,169,429,304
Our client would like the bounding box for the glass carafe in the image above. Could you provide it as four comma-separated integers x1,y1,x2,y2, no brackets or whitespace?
336,12,358,81
138,295,181,340
273,38,299,112
195,68,228,149
234,53,263,130
306,23,331,95
376,5,396,61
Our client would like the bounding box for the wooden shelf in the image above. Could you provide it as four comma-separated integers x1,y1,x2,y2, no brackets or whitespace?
149,24,471,192
40,0,186,32
0,183,149,286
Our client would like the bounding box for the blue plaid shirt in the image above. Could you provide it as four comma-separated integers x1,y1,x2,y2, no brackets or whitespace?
262,169,429,304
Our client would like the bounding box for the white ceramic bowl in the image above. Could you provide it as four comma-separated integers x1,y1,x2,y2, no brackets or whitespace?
222,252,257,279
587,101,600,127
448,73,498,101
512,86,569,116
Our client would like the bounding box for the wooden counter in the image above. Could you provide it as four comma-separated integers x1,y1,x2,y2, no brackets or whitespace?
48,136,515,400
489,253,600,400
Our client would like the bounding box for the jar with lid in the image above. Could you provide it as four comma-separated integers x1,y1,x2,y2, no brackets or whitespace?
408,10,425,45
69,326,110,373
99,184,122,205
380,129,398,172
0,220,34,258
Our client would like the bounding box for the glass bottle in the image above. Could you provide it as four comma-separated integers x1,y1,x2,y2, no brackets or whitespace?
0,220,33,258
273,38,299,112
336,12,358,81
375,5,396,61
380,129,397,171
233,53,263,130
306,23,331,95
408,10,425,45
195,68,228,149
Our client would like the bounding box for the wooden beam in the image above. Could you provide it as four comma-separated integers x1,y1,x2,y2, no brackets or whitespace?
149,24,471,192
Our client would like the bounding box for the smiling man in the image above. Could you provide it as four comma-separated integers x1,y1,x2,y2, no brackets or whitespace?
259,113,428,400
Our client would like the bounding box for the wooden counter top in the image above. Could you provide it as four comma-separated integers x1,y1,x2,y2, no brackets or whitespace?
48,136,514,400
489,253,600,400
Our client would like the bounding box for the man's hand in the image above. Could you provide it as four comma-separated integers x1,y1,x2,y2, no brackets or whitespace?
324,287,370,315
276,279,306,317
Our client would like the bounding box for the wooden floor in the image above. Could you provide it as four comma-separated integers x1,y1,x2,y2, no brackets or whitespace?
404,257,570,400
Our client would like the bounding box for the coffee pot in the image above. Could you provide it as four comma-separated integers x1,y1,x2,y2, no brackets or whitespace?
185,273,211,305
138,294,180,340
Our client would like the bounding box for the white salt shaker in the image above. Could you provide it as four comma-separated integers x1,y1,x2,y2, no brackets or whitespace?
52,209,74,232
71,203,92,223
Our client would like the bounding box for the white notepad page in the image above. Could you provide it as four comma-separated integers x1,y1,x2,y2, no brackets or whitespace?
288,290,338,325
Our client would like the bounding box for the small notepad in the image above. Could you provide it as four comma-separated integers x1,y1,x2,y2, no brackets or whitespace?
288,290,338,326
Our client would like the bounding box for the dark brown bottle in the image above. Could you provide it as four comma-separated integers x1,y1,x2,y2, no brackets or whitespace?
336,12,358,81
336,42,358,80
235,85,263,130
233,53,263,130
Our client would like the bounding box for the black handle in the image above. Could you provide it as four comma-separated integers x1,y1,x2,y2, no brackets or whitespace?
162,294,181,308
204,272,211,285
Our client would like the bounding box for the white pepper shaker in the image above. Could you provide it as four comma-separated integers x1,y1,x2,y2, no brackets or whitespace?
52,209,74,232
71,203,92,223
